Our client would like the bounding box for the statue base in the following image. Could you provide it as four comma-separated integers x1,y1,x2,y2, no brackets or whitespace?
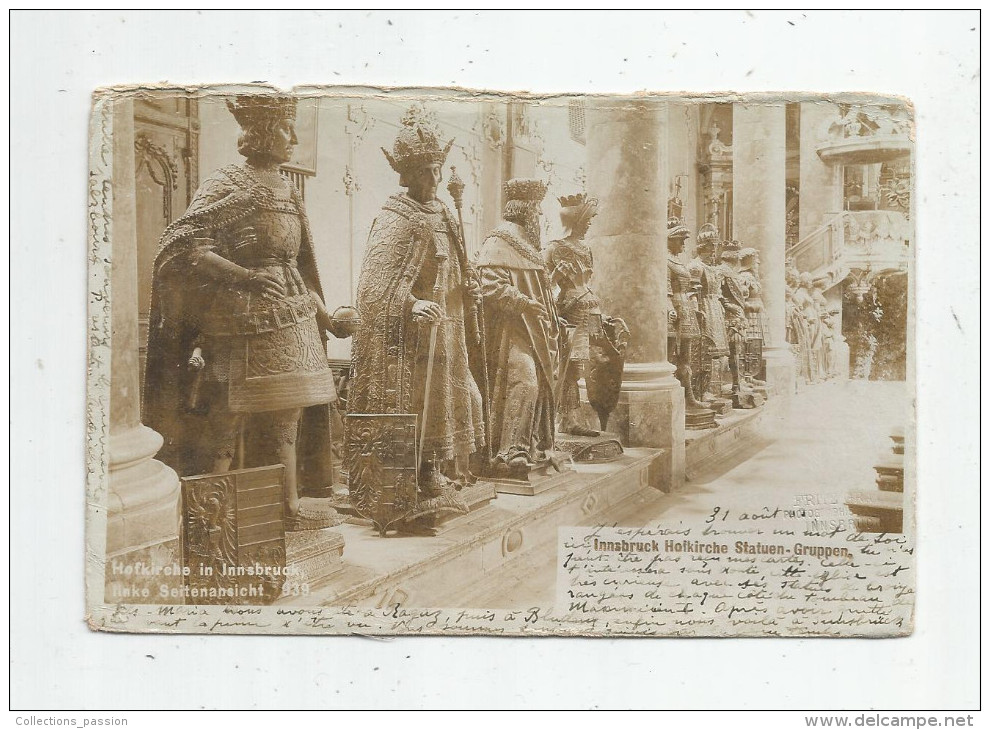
685,406,718,430
556,431,624,463
732,390,766,409
396,482,497,536
489,458,576,497
283,528,346,592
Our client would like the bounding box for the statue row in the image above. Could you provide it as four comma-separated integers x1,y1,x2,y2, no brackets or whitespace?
666,219,771,429
143,98,627,537
785,263,839,384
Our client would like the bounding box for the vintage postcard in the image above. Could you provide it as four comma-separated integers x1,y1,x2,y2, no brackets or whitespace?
85,86,915,636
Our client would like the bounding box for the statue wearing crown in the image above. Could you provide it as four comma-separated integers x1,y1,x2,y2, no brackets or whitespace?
144,94,351,530
476,179,564,480
719,240,763,408
691,223,732,414
347,106,486,535
545,194,629,446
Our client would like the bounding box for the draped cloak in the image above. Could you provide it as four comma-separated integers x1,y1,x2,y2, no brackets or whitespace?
476,223,561,463
348,194,484,463
143,164,335,487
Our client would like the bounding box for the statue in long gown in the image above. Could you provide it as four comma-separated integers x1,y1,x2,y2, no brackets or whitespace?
477,179,563,479
347,106,486,534
144,95,345,530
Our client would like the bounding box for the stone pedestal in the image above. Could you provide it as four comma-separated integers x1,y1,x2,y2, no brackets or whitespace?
104,98,182,603
733,103,795,400
586,101,685,492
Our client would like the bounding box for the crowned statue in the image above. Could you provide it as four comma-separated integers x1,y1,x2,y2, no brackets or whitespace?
477,178,564,480
794,272,825,383
144,94,350,530
785,262,813,384
347,105,486,535
812,278,835,380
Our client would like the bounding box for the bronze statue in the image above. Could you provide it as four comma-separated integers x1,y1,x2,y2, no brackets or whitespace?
691,223,731,412
785,263,812,383
740,248,770,387
144,94,345,530
477,178,563,478
347,106,485,533
667,219,716,428
719,240,761,408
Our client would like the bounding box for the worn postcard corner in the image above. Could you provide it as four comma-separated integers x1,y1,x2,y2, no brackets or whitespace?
86,84,914,637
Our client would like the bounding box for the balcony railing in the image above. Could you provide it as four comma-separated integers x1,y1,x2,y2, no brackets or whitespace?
789,210,911,280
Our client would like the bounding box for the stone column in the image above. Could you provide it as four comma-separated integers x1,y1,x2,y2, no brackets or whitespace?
105,98,182,602
733,103,796,399
798,101,843,241
585,99,685,491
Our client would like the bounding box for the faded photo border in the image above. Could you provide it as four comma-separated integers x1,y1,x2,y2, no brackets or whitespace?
12,8,978,708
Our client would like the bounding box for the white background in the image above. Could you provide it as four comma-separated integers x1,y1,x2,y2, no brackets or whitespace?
8,10,981,711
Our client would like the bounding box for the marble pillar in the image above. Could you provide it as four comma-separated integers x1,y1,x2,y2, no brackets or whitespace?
733,103,796,399
105,98,182,602
798,101,844,241
586,100,685,492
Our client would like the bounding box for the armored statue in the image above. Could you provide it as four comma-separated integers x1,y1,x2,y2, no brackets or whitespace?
690,223,731,411
667,219,716,428
144,94,345,530
477,179,563,478
739,248,769,386
812,278,835,379
794,272,824,382
347,106,486,535
719,241,762,408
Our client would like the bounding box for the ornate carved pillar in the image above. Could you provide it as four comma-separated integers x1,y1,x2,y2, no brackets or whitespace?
105,98,182,601
733,103,796,398
585,99,685,491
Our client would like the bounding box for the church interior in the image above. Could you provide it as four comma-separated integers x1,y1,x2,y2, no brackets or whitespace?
104,91,913,607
